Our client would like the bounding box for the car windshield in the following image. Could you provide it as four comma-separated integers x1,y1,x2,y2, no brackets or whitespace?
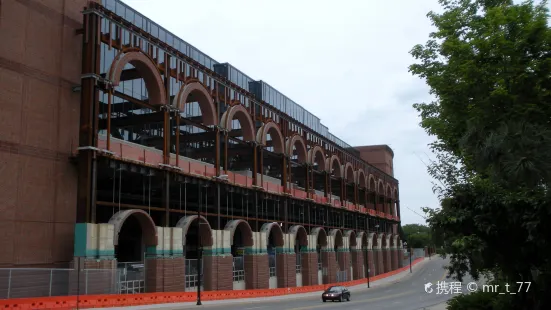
327,287,341,292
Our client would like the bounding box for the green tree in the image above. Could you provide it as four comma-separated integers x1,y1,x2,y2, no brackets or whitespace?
402,224,432,248
409,0,551,309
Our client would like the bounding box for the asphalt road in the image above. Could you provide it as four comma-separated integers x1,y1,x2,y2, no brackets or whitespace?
155,257,479,310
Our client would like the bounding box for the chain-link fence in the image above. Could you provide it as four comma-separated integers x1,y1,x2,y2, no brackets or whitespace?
185,259,203,292
232,257,245,282
0,268,119,299
401,248,425,268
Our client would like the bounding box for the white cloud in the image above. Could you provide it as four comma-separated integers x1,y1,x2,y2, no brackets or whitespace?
123,0,443,225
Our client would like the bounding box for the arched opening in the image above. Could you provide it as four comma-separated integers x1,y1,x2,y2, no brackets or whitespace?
357,169,367,209
345,230,357,281
368,176,377,212
99,49,167,154
344,163,355,205
286,135,308,191
330,229,344,282
261,222,284,288
176,215,213,292
327,155,342,206
256,122,286,188
378,180,385,214
171,81,219,167
290,225,308,287
312,227,327,284
385,184,393,216
108,209,157,294
225,220,253,290
393,188,399,218
308,146,326,198
220,104,256,176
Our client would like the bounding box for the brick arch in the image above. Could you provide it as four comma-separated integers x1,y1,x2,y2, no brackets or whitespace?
285,134,307,164
311,227,328,248
108,49,166,106
384,234,391,249
220,104,256,142
308,145,326,170
256,121,284,154
172,81,217,126
344,163,354,183
357,231,368,249
260,222,284,247
368,232,378,250
386,183,392,198
344,230,357,248
224,219,254,246
393,187,398,199
109,209,157,246
326,155,342,177
368,175,377,191
378,179,385,195
357,169,367,188
329,229,343,248
289,225,308,246
175,215,213,247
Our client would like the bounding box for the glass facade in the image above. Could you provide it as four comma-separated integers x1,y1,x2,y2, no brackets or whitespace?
98,0,382,176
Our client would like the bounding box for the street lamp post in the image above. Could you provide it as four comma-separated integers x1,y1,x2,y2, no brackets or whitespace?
196,206,203,306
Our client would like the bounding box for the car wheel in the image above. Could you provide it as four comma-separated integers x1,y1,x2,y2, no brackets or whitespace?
322,299,326,302
347,295,350,301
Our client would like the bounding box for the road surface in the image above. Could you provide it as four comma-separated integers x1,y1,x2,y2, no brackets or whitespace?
145,257,478,310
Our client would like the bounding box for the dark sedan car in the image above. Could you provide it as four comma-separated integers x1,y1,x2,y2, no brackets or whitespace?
322,286,351,302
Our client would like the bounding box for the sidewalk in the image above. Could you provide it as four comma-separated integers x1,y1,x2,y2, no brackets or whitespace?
99,258,430,310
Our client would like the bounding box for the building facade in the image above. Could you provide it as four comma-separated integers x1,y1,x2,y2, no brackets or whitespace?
0,0,403,293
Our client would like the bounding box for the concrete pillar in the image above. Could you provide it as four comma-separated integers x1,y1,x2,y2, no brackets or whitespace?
337,236,350,281
322,235,337,284
144,227,185,293
384,234,392,273
203,230,232,291
391,235,399,271
244,231,269,289
375,234,384,275
71,223,117,295
302,234,318,286
276,233,296,288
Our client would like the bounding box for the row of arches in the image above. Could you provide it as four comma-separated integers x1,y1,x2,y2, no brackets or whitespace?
113,209,400,251
106,49,398,194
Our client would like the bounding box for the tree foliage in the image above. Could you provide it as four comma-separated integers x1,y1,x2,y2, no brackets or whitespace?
409,0,551,309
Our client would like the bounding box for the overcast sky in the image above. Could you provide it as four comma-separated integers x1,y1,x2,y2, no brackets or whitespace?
122,0,444,225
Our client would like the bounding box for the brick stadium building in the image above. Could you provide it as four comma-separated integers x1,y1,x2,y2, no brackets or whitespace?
0,0,404,294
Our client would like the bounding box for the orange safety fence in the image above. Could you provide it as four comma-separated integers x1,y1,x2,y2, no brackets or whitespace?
0,258,424,310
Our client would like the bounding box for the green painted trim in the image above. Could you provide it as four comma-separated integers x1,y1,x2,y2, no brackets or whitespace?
97,250,115,259
321,248,335,253
172,249,184,255
74,224,94,257
336,248,349,252
203,247,231,256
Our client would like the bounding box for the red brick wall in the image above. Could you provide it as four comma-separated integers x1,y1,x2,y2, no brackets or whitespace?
67,258,116,296
391,249,398,271
301,252,318,286
352,251,364,280
245,255,269,289
203,256,232,291
321,251,337,284
384,249,392,273
376,250,384,275
367,250,376,277
144,257,185,293
276,253,296,288
0,0,97,268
